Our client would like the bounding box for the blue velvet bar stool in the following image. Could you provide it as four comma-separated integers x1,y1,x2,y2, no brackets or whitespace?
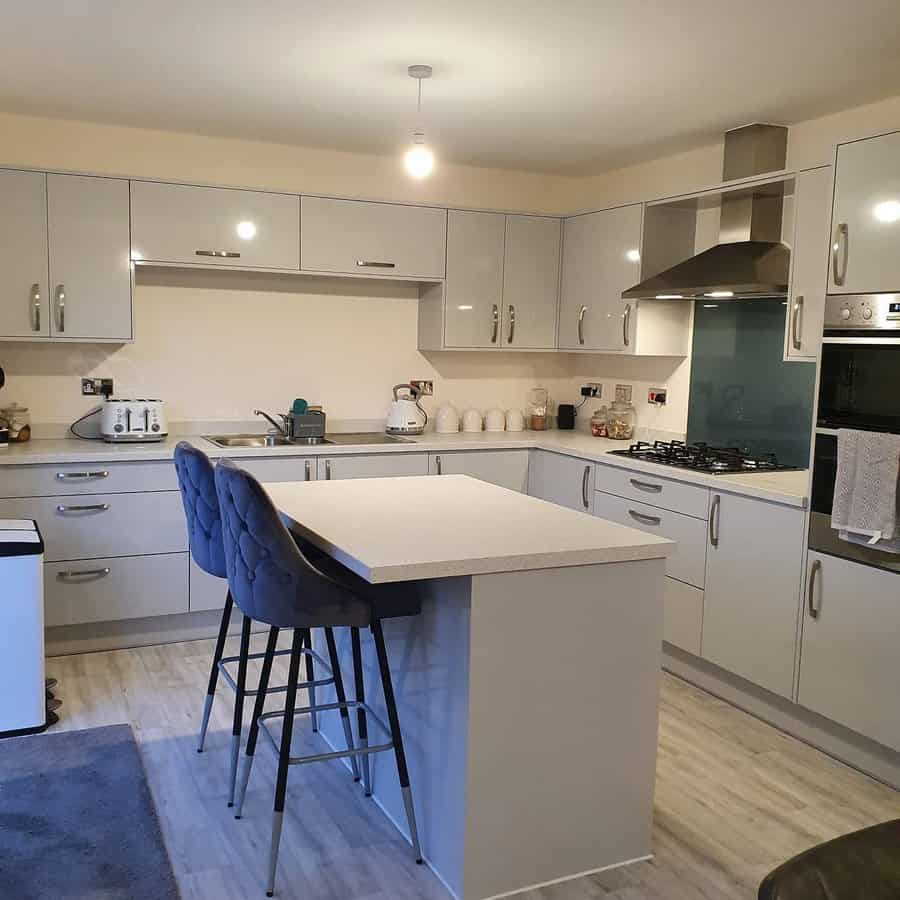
173,442,342,805
214,459,424,897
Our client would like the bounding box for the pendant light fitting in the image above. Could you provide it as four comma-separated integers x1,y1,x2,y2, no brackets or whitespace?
404,64,435,179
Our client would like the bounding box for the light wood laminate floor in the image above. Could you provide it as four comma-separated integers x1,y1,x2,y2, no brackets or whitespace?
45,632,900,900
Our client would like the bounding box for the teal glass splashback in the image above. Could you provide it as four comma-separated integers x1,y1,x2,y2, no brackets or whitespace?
686,299,816,467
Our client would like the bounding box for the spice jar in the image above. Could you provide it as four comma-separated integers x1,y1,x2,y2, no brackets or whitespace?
605,400,636,440
590,407,608,437
1,404,31,442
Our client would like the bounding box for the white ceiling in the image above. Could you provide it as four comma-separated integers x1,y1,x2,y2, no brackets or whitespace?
3,1,900,174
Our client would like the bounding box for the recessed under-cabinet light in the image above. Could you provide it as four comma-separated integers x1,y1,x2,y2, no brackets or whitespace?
236,220,257,240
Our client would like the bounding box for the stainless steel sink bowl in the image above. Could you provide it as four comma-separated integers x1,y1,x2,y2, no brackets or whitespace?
203,434,333,449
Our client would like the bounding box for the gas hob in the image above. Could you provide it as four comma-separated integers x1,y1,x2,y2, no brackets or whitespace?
609,440,802,475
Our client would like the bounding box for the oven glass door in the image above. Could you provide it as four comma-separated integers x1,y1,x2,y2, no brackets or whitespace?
818,342,900,432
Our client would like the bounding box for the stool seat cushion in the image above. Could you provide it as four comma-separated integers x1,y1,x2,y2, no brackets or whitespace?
758,819,900,900
174,442,227,579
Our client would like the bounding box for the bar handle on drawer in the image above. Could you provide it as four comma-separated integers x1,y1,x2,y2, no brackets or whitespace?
56,503,110,513
581,465,590,509
305,459,312,481
629,509,661,526
325,459,332,480
709,494,721,548
57,567,110,581
807,558,822,619
356,260,395,269
435,455,442,475
629,478,662,493
56,470,110,480
196,249,241,258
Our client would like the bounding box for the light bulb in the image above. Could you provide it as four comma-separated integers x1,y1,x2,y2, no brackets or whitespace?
404,140,434,179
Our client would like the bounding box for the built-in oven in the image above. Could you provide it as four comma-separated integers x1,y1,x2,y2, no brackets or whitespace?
809,294,900,573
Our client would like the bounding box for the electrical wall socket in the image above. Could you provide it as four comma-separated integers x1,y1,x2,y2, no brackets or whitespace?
648,388,668,405
81,377,114,397
580,382,602,398
410,380,434,396
614,383,633,403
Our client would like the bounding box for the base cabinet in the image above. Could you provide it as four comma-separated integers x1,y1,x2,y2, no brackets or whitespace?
528,450,594,512
702,492,805,699
798,552,900,752
317,453,428,480
663,578,704,656
429,450,529,492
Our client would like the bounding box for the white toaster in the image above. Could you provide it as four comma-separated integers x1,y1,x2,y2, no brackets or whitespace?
99,399,168,443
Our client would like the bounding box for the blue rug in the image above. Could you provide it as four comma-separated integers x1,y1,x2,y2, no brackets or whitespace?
0,723,179,899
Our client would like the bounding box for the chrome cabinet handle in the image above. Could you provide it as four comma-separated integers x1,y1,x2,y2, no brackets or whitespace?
630,478,662,493
491,304,499,344
356,260,395,269
56,470,109,480
581,465,591,510
791,295,804,351
832,223,848,286
31,283,41,332
305,460,312,481
325,460,332,480
57,567,110,581
709,494,721,548
435,455,442,475
196,249,241,258
623,303,631,347
629,509,661,526
577,305,587,345
55,284,65,333
807,558,822,619
56,503,110,513
507,304,516,344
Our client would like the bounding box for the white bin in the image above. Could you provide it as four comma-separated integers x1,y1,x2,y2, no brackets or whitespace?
0,519,46,737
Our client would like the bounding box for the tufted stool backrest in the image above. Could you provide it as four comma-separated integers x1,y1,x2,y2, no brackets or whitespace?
214,458,370,628
174,442,227,579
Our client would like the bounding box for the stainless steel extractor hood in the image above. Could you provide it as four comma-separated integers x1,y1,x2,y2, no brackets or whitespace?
623,124,790,301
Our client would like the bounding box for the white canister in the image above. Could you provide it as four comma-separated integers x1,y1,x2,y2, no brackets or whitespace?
484,408,506,432
505,408,525,432
461,409,483,433
435,403,460,434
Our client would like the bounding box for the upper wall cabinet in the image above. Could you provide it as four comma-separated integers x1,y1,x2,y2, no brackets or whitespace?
828,129,900,295
0,169,132,342
419,210,560,351
300,196,446,280
785,166,833,361
131,181,300,270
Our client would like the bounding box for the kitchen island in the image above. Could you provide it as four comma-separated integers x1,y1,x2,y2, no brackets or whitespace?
264,474,672,900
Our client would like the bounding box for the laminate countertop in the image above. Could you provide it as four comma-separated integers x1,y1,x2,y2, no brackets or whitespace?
0,430,810,508
266,474,673,583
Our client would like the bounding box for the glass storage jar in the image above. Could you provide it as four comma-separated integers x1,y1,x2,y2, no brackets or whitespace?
605,400,636,440
590,407,608,437
1,403,30,442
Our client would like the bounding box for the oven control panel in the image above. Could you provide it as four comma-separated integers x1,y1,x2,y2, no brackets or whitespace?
824,294,900,330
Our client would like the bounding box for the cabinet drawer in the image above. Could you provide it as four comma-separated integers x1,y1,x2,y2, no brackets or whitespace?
131,181,300,269
0,460,178,498
594,463,710,519
663,578,704,656
0,492,187,562
300,196,447,279
593,491,707,588
45,553,188,626
232,456,317,483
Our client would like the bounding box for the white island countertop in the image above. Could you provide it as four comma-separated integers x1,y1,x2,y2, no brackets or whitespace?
265,474,672,583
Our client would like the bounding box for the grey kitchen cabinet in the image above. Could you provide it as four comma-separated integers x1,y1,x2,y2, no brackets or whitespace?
0,169,49,338
443,210,506,348
429,450,530,492
828,129,900,295
301,196,446,280
317,452,429,480
701,492,805,699
502,215,561,349
47,174,133,340
190,557,227,613
235,455,317,483
0,170,131,341
558,204,643,351
527,450,594,512
131,181,300,270
785,167,833,360
798,551,900,752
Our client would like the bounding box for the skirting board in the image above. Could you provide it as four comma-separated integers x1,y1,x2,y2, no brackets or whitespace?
663,643,900,790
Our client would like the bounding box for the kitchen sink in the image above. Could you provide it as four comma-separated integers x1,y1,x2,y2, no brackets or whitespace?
203,434,333,449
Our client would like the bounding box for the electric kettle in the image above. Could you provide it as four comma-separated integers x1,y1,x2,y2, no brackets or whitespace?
386,384,427,435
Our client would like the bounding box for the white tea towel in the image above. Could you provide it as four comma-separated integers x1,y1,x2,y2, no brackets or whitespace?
831,428,900,547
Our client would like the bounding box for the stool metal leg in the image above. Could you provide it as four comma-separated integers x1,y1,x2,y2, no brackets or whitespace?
228,613,252,807
351,627,371,796
324,627,361,782
371,618,423,864
235,625,280,819
303,629,318,733
197,589,233,753
267,627,305,898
